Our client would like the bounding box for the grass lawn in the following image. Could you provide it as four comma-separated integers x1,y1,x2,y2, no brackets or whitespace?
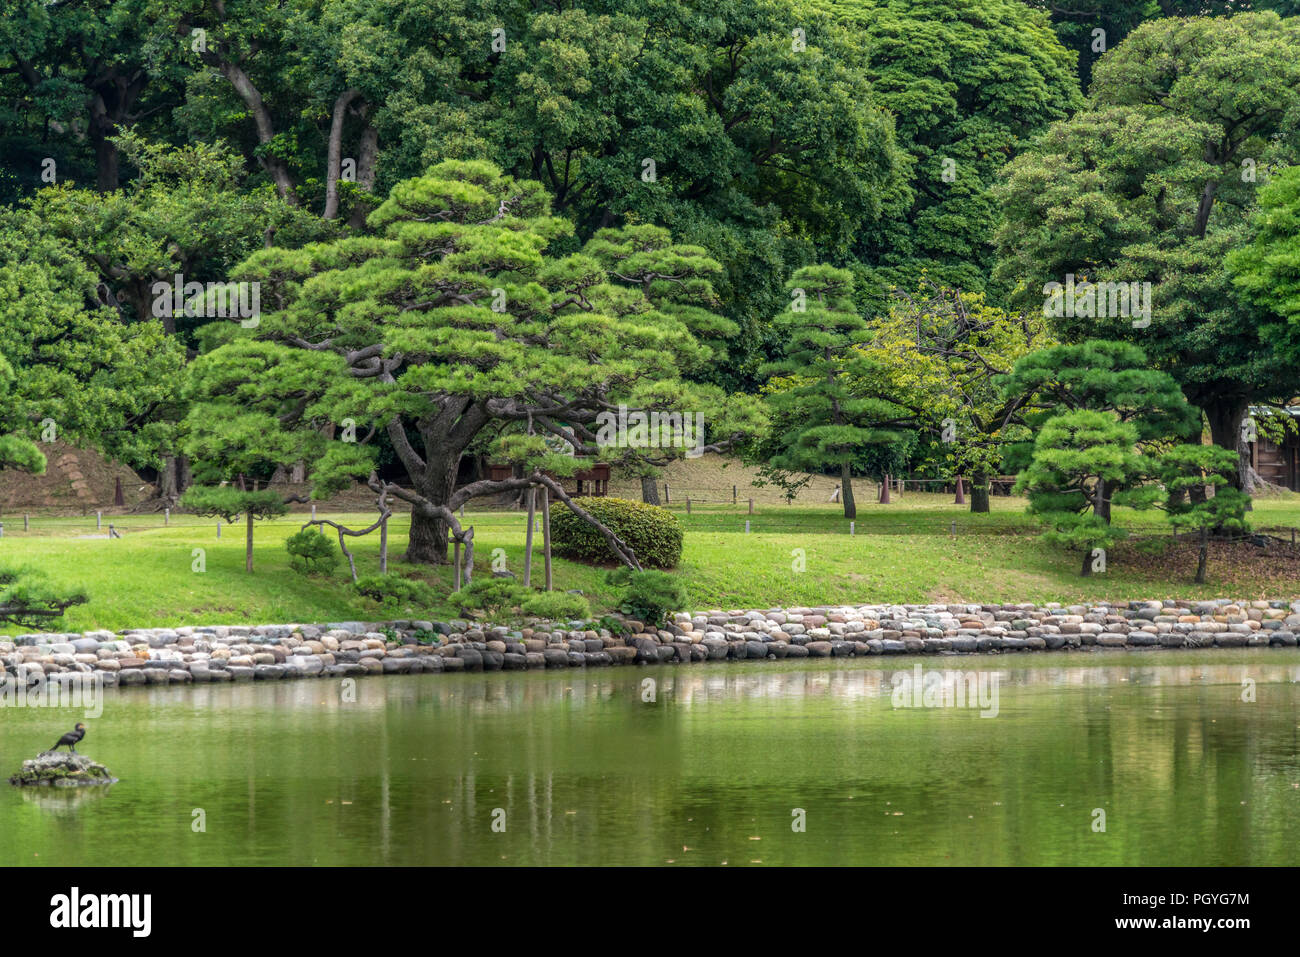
5,490,1300,634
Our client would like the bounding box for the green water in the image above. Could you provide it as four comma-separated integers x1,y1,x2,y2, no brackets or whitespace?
3,651,1300,866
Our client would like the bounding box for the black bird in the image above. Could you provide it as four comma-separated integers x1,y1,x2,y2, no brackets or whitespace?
47,723,86,755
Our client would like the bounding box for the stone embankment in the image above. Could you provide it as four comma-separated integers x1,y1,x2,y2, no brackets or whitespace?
3,599,1299,687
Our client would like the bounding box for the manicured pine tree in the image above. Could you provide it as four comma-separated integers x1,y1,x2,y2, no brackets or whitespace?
760,265,912,520
0,354,86,627
179,486,289,574
1014,410,1147,577
1001,340,1198,522
1121,445,1251,584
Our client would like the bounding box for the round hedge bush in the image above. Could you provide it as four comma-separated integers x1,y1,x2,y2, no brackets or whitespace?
550,497,683,568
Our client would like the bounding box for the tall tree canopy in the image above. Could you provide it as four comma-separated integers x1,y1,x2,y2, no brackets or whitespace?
807,0,1083,307
992,11,1300,488
0,198,184,470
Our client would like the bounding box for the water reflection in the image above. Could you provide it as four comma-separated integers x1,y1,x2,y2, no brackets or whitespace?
2,651,1299,865
19,784,115,816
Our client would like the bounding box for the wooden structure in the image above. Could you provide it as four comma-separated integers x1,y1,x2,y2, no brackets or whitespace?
573,462,610,497
485,462,610,497
1251,431,1300,491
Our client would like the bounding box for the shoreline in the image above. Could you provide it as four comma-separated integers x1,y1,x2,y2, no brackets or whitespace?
2,599,1299,686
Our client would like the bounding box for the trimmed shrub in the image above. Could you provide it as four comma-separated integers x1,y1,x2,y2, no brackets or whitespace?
449,577,526,617
550,497,683,568
520,590,591,622
354,575,437,611
606,567,688,627
285,528,340,574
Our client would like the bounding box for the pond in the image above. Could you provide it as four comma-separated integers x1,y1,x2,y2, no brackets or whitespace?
3,651,1300,866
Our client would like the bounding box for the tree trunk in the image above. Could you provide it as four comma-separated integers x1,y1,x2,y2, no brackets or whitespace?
323,89,361,220
969,473,989,513
217,61,299,204
1095,478,1111,524
407,502,451,565
1204,397,1251,491
89,94,120,190
157,455,192,504
840,464,856,519
245,511,254,573
1080,549,1093,577
405,450,463,564
640,474,660,505
346,120,379,229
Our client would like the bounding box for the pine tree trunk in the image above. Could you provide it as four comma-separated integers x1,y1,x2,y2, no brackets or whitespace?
840,464,856,519
969,473,990,513
407,504,450,565
640,474,660,505
1095,478,1111,524
1080,549,1093,577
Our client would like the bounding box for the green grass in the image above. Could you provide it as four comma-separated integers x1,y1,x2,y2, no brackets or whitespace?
5,491,1300,633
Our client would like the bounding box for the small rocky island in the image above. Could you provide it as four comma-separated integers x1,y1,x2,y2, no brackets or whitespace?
9,752,116,788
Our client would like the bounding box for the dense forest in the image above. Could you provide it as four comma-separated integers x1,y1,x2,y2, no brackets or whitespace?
2,0,1300,575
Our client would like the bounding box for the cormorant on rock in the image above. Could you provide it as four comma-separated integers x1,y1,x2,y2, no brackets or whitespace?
46,723,86,755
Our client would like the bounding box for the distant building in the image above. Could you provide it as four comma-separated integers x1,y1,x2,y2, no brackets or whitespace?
1248,407,1300,491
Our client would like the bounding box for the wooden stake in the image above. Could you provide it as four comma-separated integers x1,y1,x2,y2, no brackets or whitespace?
379,513,388,574
541,488,552,592
523,487,536,587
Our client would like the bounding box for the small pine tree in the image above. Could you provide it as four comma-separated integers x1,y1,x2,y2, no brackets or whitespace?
1015,410,1147,576
760,265,912,519
181,487,288,573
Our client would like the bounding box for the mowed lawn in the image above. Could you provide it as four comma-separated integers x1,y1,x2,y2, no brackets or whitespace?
6,490,1300,633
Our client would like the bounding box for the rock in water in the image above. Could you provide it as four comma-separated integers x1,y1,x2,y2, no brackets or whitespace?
9,752,117,788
